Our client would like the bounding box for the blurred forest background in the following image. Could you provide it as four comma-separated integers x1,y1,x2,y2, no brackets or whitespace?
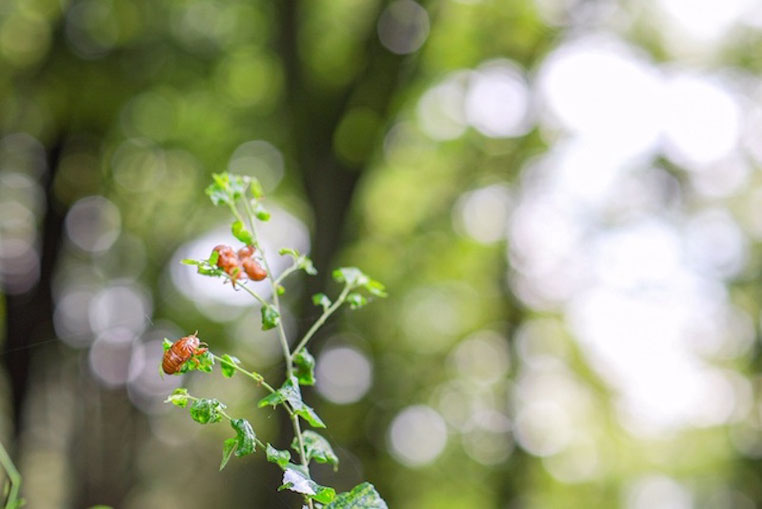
2,0,762,507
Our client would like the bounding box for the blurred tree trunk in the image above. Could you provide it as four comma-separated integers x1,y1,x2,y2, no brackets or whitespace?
265,0,416,505
277,0,413,336
2,136,65,438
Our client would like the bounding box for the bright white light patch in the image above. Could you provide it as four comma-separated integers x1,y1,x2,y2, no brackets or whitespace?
54,289,96,347
316,347,372,404
388,405,447,467
514,402,571,457
543,437,601,484
449,330,510,384
591,219,682,290
662,74,741,168
65,196,121,253
626,475,692,509
453,184,512,244
88,283,152,336
417,73,468,141
654,0,753,42
683,208,746,279
538,37,662,158
89,328,137,388
567,283,741,433
465,60,531,138
461,410,513,465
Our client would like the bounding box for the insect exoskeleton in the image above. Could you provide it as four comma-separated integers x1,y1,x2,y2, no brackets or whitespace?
242,258,267,281
214,244,245,286
237,245,267,281
237,245,255,259
162,332,208,375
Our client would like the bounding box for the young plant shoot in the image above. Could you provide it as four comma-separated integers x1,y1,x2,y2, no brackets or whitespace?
162,172,388,509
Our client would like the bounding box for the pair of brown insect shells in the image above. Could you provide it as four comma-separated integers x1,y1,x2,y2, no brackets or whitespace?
162,332,207,375
215,244,267,284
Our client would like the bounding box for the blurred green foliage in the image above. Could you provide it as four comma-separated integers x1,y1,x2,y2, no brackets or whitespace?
1,0,762,508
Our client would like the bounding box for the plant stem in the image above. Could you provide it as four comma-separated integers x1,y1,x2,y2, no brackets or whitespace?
210,354,277,395
209,354,296,417
273,264,300,287
220,274,269,306
0,441,21,509
293,284,352,357
240,198,292,374
241,197,314,509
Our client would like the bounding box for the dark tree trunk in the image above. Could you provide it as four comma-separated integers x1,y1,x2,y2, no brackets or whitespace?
2,136,66,438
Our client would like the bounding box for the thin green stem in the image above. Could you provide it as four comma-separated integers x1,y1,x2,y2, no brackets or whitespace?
210,354,296,417
228,204,248,232
273,264,300,287
290,414,314,509
221,273,269,306
240,198,292,375
241,195,312,509
211,354,278,395
293,284,352,357
0,441,20,509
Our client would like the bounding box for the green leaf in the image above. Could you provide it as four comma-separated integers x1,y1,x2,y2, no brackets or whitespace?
325,482,388,509
332,268,387,298
258,391,286,408
346,293,367,310
280,464,336,504
178,350,214,374
186,252,224,278
220,437,237,471
294,349,316,386
228,174,247,199
189,398,225,424
258,377,325,428
206,181,231,206
205,172,247,206
281,376,325,427
313,486,338,505
279,248,317,275
312,293,331,311
266,443,291,469
253,202,270,221
261,305,280,330
332,267,368,287
292,431,339,469
363,279,387,298
231,220,254,245
277,284,285,295
196,264,224,277
295,406,326,428
230,418,256,457
299,259,316,274
164,387,189,408
249,177,264,198
220,354,240,378
162,338,173,352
